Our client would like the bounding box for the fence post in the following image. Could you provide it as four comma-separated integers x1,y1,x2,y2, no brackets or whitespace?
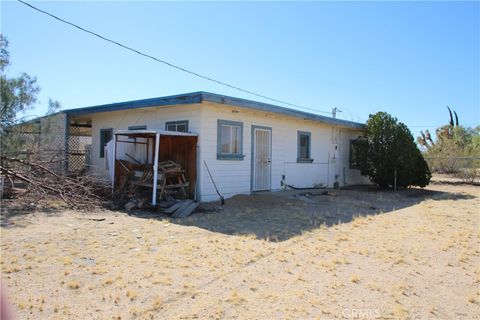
394,168,397,192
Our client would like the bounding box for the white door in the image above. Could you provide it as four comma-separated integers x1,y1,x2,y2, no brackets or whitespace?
252,127,272,191
329,143,339,187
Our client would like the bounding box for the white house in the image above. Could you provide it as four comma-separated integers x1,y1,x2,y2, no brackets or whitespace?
40,92,368,202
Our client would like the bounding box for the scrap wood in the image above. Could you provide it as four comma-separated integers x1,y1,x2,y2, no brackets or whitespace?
170,199,193,217
157,199,177,209
117,160,131,174
76,217,106,222
164,201,183,214
125,153,142,165
158,161,182,174
125,201,137,211
171,200,199,218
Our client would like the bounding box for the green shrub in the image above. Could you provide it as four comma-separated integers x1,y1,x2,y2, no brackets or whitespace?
352,112,431,188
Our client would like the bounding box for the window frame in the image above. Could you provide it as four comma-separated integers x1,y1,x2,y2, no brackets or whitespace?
297,130,313,163
99,128,113,158
128,125,147,130
165,120,189,132
217,119,244,160
349,139,360,169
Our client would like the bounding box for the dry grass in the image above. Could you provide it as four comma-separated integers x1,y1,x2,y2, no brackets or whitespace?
1,179,479,319
67,280,80,290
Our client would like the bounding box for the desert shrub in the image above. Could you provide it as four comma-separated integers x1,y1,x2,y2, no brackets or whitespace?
422,125,480,179
454,168,478,183
352,112,431,188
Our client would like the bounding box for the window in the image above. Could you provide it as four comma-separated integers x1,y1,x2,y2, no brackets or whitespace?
128,125,147,130
297,131,313,163
165,120,188,132
99,128,113,158
349,139,364,169
217,120,244,160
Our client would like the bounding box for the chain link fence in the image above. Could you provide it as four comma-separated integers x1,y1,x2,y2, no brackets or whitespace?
68,124,92,172
1,114,92,174
425,156,480,183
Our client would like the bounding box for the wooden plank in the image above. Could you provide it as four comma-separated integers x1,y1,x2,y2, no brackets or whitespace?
164,182,190,189
169,200,193,216
125,152,142,164
117,160,131,174
133,182,153,188
172,201,199,218
164,201,184,214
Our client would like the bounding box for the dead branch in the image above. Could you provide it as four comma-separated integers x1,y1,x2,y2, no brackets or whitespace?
1,156,111,211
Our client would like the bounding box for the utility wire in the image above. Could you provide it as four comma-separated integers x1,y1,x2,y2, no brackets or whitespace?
17,0,332,115
408,123,479,128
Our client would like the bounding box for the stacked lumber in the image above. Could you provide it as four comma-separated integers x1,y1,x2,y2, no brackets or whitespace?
165,199,199,218
116,159,192,211
157,161,189,199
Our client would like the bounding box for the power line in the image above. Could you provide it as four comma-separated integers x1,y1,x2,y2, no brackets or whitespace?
408,123,479,128
17,0,332,115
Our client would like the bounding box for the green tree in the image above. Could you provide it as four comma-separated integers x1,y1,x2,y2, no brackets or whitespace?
352,112,431,188
1,34,41,159
1,35,40,128
46,98,62,115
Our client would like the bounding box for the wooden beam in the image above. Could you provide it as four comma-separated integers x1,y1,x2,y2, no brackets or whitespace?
151,133,160,206
112,133,117,193
164,201,183,214
172,201,199,218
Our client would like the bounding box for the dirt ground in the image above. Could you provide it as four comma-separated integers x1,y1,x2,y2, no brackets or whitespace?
1,175,479,319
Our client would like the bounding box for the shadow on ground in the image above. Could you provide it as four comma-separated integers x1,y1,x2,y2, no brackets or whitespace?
1,199,67,228
2,182,475,241
172,186,475,242
431,179,480,187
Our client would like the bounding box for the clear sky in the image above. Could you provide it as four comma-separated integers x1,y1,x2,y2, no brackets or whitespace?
1,0,479,137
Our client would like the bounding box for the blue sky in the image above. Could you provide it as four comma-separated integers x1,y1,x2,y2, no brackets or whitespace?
2,1,479,137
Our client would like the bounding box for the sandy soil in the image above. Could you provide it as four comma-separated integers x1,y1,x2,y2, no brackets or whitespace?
1,176,479,319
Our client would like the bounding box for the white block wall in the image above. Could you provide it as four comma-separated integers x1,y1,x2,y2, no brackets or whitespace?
198,103,367,202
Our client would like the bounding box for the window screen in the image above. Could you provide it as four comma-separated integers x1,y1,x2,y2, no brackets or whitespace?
165,120,188,132
297,131,312,162
99,128,113,158
217,120,244,160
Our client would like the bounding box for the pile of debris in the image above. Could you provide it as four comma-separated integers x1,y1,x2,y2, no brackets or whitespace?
1,156,111,211
117,160,189,197
117,160,198,217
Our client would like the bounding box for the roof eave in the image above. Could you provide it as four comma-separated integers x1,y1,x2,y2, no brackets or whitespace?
200,92,364,129
61,91,364,130
64,92,204,116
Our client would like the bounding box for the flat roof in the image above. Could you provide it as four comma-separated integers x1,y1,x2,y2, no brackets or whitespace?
64,91,364,129
114,129,198,137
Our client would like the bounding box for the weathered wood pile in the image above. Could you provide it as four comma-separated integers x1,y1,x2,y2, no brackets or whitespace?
156,160,190,199
117,159,198,217
116,160,190,199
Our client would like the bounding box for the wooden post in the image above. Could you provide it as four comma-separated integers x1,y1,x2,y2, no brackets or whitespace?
112,132,117,193
146,137,149,165
64,114,70,174
152,132,160,206
394,167,397,192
